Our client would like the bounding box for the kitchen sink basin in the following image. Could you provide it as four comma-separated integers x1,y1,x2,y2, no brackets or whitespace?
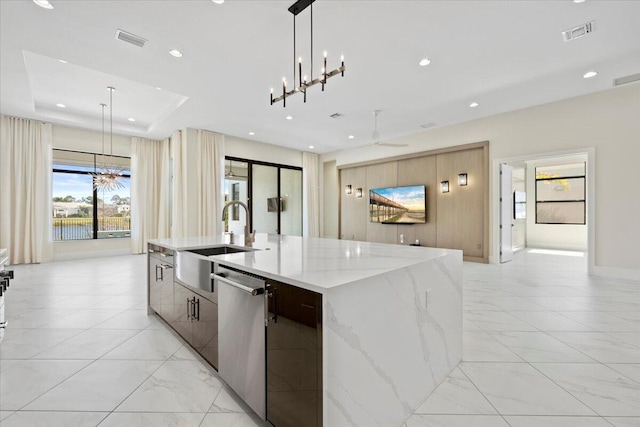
186,246,254,257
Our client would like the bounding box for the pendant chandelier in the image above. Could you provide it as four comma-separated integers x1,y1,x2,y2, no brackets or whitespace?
270,0,345,107
92,86,125,191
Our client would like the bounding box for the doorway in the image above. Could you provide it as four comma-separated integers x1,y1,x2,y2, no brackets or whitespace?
494,149,594,272
224,157,302,236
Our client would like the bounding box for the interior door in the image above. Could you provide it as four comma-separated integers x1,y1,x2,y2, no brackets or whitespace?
500,164,514,263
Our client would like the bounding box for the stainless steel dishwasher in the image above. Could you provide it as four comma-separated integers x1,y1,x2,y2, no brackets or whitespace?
212,264,266,420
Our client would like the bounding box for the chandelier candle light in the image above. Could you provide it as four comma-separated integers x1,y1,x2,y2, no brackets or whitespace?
270,0,345,107
92,86,125,191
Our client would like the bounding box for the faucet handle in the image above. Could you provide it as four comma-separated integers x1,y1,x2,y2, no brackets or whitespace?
250,230,256,242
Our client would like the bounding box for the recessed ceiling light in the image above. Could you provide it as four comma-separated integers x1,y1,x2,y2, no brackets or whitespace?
573,0,586,3
58,59,68,64
248,132,255,136
155,87,162,91
309,145,314,149
348,135,355,139
169,49,183,58
56,103,66,108
33,0,53,9
285,115,293,120
419,58,431,67
212,0,224,3
128,118,136,122
583,70,598,79
469,102,479,108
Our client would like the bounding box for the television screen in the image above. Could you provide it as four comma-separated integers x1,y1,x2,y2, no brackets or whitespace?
267,197,283,212
369,185,426,224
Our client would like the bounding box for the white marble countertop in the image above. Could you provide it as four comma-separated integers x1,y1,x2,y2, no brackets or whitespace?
148,234,459,293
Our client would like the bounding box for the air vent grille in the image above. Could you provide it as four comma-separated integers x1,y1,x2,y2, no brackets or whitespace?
420,122,438,129
329,113,344,119
614,73,640,87
562,21,594,42
115,29,147,48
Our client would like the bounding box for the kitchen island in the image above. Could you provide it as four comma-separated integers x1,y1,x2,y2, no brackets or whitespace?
147,234,462,427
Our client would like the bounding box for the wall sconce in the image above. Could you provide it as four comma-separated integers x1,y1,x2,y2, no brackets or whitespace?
458,173,468,186
440,181,450,193
345,184,352,195
356,188,363,198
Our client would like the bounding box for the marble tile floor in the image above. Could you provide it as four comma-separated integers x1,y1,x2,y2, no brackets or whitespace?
0,250,638,427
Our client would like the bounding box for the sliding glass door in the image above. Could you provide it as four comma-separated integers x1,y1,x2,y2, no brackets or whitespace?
280,168,302,236
224,157,302,236
252,164,279,234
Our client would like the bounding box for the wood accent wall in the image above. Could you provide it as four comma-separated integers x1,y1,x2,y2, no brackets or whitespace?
339,142,488,262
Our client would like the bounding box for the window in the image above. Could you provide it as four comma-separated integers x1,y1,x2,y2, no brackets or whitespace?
52,149,131,241
513,191,526,219
535,163,585,225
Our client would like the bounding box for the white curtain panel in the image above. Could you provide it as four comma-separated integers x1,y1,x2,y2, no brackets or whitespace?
131,137,171,254
0,116,53,264
197,130,225,236
170,130,187,238
303,151,320,237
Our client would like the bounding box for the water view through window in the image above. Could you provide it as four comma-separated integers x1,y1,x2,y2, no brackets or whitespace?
52,150,131,241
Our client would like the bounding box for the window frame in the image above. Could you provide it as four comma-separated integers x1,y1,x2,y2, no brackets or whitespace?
52,149,131,240
534,163,586,225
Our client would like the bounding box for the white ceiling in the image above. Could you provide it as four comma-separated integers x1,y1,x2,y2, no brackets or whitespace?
1,0,639,154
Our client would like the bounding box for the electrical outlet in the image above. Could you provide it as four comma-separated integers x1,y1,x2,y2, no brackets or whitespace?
477,243,481,249
425,289,431,309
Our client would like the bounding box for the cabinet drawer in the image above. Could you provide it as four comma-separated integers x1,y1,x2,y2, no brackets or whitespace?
148,244,174,264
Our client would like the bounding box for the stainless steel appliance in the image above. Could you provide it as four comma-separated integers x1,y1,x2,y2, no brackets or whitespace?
175,246,254,298
213,265,266,420
0,248,14,343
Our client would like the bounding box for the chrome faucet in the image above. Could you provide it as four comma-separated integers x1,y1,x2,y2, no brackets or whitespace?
222,201,254,247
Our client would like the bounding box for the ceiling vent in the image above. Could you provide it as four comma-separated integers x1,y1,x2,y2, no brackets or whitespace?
614,72,640,87
420,122,438,129
562,21,594,42
329,113,344,119
115,29,147,48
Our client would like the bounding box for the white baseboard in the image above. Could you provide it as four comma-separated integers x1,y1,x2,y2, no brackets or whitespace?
53,248,131,262
591,265,640,282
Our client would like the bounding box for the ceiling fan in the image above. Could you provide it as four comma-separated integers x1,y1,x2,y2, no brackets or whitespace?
370,110,408,147
225,160,247,180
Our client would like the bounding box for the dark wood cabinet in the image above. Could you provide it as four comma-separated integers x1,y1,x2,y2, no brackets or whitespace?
266,280,322,427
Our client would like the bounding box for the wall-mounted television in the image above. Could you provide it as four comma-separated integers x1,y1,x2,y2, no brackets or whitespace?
369,185,426,224
267,197,284,212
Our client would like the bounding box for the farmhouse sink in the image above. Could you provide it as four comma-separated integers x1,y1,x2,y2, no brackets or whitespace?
186,246,255,257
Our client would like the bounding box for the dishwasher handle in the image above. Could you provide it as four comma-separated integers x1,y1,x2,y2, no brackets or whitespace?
211,273,265,296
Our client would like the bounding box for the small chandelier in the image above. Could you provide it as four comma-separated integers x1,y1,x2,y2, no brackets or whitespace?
92,86,124,191
270,0,345,107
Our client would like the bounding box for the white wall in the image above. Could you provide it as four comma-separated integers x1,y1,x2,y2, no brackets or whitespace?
321,84,640,279
322,160,339,238
225,135,302,167
525,156,588,251
52,124,131,157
